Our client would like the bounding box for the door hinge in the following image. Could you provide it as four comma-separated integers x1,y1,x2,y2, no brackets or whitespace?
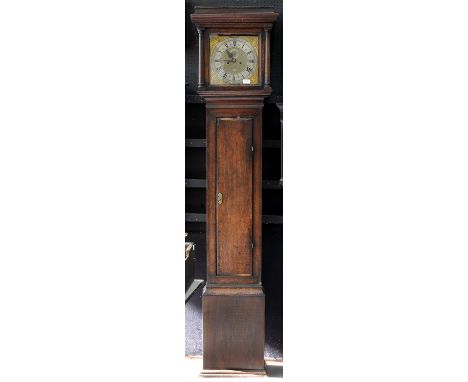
251,145,254,152
251,242,254,249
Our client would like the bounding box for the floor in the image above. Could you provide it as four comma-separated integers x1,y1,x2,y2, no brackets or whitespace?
185,357,283,381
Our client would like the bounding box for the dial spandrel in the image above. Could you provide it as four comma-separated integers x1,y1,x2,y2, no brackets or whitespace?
209,35,259,86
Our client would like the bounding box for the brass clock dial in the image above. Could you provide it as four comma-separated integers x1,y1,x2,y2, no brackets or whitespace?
209,35,259,86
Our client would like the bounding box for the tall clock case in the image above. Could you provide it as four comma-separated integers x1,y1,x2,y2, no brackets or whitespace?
185,1,283,363
191,6,280,374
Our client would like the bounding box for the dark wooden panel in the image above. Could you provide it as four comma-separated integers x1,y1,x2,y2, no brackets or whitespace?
262,189,283,215
262,148,281,180
216,118,253,276
203,294,265,370
185,221,206,234
262,103,281,139
185,188,206,213
185,147,206,179
185,103,206,138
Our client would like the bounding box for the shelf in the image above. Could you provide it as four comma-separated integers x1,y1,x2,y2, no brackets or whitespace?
185,213,282,225
185,179,282,190
185,179,206,188
185,139,207,147
262,215,283,225
263,140,281,148
185,95,205,104
185,213,206,223
262,180,282,189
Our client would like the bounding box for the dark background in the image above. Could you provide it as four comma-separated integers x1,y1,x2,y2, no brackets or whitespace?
185,0,283,359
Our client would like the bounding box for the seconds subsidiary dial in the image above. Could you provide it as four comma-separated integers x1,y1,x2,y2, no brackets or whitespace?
209,36,259,86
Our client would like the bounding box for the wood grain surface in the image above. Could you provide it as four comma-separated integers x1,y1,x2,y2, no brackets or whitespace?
216,117,253,276
203,294,265,370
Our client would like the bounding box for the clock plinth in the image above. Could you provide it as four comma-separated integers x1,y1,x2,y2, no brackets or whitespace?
202,286,265,373
191,7,278,374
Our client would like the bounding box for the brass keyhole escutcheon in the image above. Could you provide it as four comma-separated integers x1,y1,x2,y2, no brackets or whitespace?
217,192,223,205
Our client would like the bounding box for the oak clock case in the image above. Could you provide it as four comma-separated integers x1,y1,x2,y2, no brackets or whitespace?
191,7,278,376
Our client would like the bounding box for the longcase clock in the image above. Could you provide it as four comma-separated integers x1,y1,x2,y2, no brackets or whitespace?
191,7,279,376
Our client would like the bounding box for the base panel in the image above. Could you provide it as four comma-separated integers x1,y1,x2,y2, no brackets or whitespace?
203,290,265,371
